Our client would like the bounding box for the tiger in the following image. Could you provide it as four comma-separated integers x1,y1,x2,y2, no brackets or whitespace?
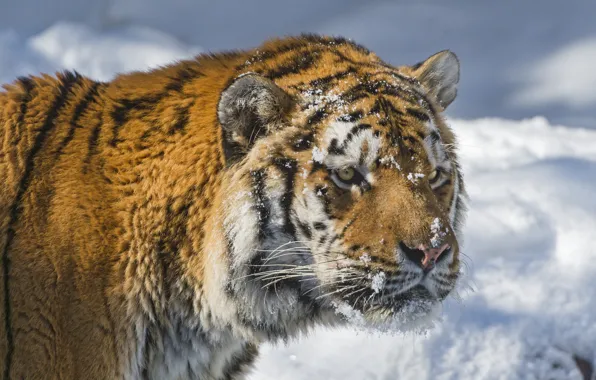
0,34,465,379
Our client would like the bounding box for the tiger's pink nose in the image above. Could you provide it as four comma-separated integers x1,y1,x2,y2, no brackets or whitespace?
418,244,450,270
399,241,450,272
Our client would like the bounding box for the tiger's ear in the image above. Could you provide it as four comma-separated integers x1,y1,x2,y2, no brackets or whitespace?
218,73,294,163
408,50,460,110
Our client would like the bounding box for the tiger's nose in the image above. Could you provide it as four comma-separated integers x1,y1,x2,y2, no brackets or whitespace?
399,242,450,272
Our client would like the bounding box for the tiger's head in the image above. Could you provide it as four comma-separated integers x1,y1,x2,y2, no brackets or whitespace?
214,37,465,338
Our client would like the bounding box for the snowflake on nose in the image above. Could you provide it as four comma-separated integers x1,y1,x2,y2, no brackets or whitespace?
430,217,448,248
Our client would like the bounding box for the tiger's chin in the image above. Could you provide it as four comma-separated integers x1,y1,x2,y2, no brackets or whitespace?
327,285,445,334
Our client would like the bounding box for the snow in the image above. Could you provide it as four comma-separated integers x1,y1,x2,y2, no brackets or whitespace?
370,271,386,294
407,172,425,185
429,217,447,249
1,1,594,378
311,146,327,164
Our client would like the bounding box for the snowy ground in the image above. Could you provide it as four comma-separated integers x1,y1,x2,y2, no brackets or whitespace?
1,1,595,379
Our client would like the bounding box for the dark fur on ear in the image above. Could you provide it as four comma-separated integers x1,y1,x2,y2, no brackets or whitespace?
218,73,294,164
409,50,460,110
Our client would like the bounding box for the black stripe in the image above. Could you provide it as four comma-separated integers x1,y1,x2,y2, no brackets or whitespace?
378,119,389,127
448,169,460,215
428,130,441,144
330,50,378,69
328,138,344,155
390,71,421,86
222,343,258,380
291,132,314,152
163,65,203,93
236,40,311,70
53,82,101,158
328,123,373,156
308,66,357,91
296,219,312,239
350,123,371,135
381,86,417,103
83,114,103,174
313,222,326,231
310,161,328,177
378,98,407,149
106,64,203,145
168,103,192,135
328,233,339,245
15,77,35,128
350,244,362,252
337,110,363,123
109,67,202,143
272,157,298,237
382,98,405,116
318,233,328,245
305,108,328,126
0,77,33,380
109,98,141,146
342,80,417,105
251,169,271,242
368,98,383,116
384,132,400,148
2,71,79,380
407,107,430,122
265,50,320,80
341,79,384,103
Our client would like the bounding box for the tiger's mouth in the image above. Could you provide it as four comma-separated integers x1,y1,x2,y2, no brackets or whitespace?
339,283,436,311
327,283,443,330
322,265,458,327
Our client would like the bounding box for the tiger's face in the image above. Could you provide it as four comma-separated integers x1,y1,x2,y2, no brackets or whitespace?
217,43,465,333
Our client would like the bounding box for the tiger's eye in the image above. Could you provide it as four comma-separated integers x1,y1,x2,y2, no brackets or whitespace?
369,162,378,171
428,169,438,182
338,167,355,181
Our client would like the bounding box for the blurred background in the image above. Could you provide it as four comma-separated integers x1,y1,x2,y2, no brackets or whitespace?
2,1,595,379
2,0,596,128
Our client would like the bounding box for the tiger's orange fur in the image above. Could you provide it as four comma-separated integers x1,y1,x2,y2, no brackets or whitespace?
0,35,464,379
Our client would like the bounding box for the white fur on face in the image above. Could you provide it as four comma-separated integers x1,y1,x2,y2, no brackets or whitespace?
224,187,260,271
323,121,381,171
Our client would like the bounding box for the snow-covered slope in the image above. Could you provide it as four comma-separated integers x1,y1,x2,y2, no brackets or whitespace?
249,117,596,380
0,4,594,378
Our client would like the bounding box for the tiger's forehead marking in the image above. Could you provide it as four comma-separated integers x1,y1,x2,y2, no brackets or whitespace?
318,121,382,170
282,53,453,175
